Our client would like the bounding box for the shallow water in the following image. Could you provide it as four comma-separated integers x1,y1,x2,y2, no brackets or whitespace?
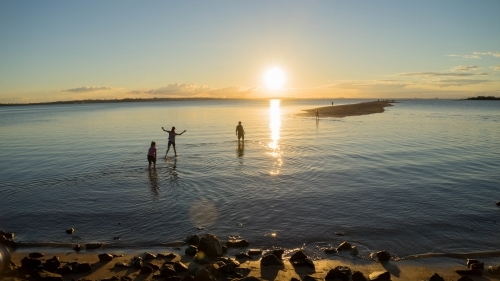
0,99,499,259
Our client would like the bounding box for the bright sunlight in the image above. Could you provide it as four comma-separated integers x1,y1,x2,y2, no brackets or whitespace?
264,67,286,91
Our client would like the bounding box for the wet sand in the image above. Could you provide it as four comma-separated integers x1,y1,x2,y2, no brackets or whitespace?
301,101,394,118
6,250,500,281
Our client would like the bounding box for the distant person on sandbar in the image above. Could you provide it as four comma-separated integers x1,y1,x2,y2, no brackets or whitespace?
316,110,319,119
162,126,186,158
236,121,245,142
147,141,157,169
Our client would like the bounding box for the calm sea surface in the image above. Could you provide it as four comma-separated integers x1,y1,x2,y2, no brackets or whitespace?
1,99,499,259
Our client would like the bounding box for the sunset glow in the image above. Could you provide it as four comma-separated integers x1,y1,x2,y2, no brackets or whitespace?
264,68,286,91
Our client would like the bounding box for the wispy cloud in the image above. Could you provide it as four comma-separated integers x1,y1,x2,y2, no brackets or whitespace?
397,72,488,77
63,86,114,93
473,52,500,58
128,83,255,98
434,79,491,87
446,54,481,59
492,66,500,71
452,65,478,72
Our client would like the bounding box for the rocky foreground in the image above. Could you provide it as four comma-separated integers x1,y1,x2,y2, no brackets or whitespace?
2,232,500,281
300,101,394,118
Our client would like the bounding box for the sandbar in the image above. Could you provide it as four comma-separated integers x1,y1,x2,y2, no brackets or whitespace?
301,100,394,118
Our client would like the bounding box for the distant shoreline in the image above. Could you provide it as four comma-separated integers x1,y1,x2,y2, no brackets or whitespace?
464,96,500,100
0,97,233,106
301,100,394,118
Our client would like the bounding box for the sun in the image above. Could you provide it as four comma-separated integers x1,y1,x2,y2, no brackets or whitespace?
264,67,286,90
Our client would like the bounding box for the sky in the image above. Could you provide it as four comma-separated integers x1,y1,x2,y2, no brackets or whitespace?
1,1,499,103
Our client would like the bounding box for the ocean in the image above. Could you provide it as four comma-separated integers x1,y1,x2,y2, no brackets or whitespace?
0,99,499,260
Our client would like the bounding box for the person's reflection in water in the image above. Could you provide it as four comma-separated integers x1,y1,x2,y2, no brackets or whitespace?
148,168,159,198
237,141,244,157
315,117,319,129
167,157,179,186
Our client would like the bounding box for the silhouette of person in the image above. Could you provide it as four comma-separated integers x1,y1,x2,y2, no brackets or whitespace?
316,110,319,119
162,126,186,158
236,121,245,142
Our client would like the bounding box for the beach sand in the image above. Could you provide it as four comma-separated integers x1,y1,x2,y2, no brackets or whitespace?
4,249,500,281
301,101,394,118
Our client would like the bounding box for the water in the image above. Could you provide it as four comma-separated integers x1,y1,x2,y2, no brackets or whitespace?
0,99,499,259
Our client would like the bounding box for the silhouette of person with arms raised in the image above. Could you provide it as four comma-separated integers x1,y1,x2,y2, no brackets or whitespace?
162,126,186,158
236,121,245,143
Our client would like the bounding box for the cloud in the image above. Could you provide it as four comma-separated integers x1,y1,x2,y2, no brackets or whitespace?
434,79,491,87
446,54,481,59
63,86,114,93
473,52,500,58
492,66,500,71
127,83,255,98
397,72,488,77
452,65,478,72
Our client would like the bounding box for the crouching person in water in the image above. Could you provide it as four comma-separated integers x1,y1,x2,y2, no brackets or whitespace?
148,141,157,169
162,126,187,158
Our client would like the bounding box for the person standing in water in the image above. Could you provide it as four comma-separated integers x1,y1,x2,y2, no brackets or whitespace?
162,126,187,158
236,121,245,142
316,110,320,119
147,141,157,169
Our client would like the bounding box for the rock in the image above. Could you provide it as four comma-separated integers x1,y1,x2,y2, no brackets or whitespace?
28,252,44,258
352,271,367,281
158,253,177,259
112,254,124,258
181,276,195,281
458,276,474,281
113,236,120,240
496,201,500,206
238,277,261,281
174,261,188,272
74,244,84,252
302,275,321,281
466,259,480,267
236,252,253,259
208,263,223,279
186,245,198,256
291,277,301,281
217,257,240,267
145,262,161,271
167,277,183,281
186,234,200,245
133,257,143,269
160,264,177,277
325,266,351,281
336,241,352,252
323,248,337,254
114,262,130,268
194,267,215,281
290,250,307,261
270,249,284,260
291,258,315,269
455,269,482,276
368,271,390,281
74,262,92,273
222,245,228,254
85,242,102,249
144,252,156,260
220,263,236,273
56,264,73,275
21,257,42,269
0,231,14,239
375,251,391,262
488,265,500,274
198,233,223,257
194,252,209,264
335,232,345,236
260,254,283,266
248,249,262,255
0,234,16,247
66,228,75,234
469,262,484,270
140,265,154,274
429,273,444,281
36,270,64,281
43,256,61,272
227,240,250,248
98,253,114,262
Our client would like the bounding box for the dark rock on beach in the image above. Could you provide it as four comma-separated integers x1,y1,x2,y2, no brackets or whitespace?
160,264,177,277
74,262,92,273
368,271,390,281
140,265,154,274
428,273,444,281
21,257,42,269
248,249,262,255
35,270,64,281
302,275,321,281
260,254,283,266
158,253,177,259
174,261,189,272
66,228,75,234
291,258,315,269
197,234,223,257
375,251,391,262
336,241,352,252
56,264,73,275
0,231,14,239
325,266,351,281
74,244,84,251
457,276,474,281
352,271,367,281
323,248,337,254
144,252,156,260
290,250,307,261
186,245,198,256
85,242,102,249
145,262,161,271
114,262,131,268
194,267,215,281
236,252,253,259
469,262,484,270
98,253,114,262
28,252,44,258
489,265,500,274
133,257,143,269
496,201,500,206
43,256,61,272
186,234,200,245
270,249,284,260
227,239,250,248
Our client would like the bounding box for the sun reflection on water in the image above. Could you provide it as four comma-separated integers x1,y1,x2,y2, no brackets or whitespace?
268,99,282,175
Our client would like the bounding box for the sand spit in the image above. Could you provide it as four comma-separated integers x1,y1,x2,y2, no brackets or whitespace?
301,101,394,118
